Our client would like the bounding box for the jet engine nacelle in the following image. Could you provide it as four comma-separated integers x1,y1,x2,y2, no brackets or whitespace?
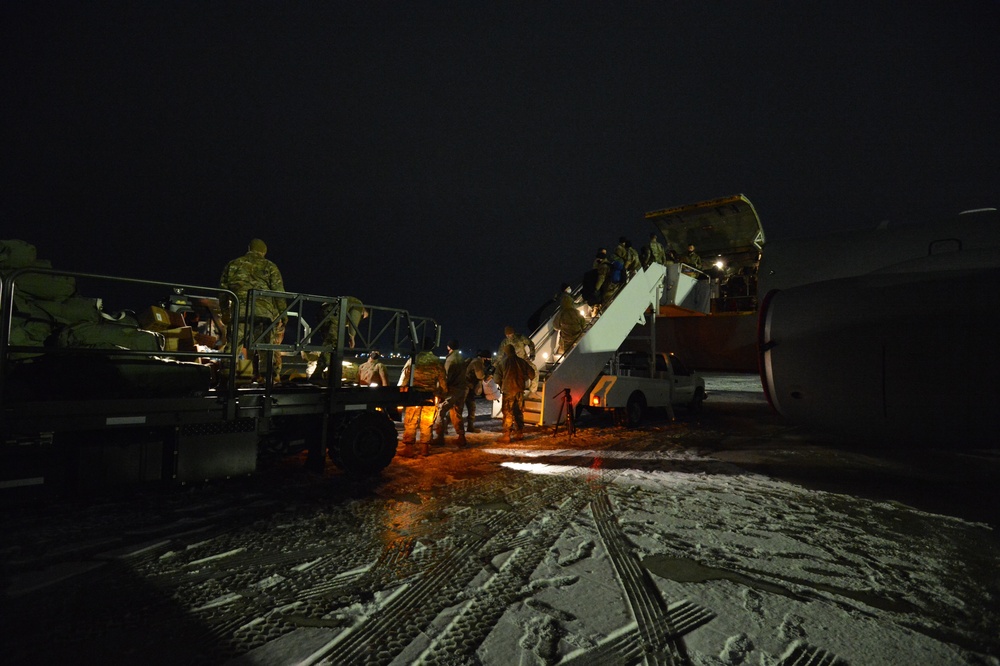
759,250,1000,446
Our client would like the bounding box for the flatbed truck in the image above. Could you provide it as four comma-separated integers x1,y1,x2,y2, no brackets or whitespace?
0,262,436,494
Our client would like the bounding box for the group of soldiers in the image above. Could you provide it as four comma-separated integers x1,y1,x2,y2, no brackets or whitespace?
396,326,536,457
583,233,701,316
216,237,541,459
218,238,370,382
216,234,699,458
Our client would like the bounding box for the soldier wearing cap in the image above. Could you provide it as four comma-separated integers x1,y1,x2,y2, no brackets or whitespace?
219,238,287,380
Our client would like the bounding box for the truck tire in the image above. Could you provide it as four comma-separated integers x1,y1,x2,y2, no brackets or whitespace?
329,410,398,474
688,387,706,414
620,391,646,428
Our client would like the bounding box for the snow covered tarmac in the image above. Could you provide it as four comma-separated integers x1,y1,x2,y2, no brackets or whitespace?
2,375,998,664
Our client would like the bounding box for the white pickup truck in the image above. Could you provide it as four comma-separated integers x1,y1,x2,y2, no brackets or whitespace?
587,351,706,427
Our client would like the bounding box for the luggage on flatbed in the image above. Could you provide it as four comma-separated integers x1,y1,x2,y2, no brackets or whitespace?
6,354,213,400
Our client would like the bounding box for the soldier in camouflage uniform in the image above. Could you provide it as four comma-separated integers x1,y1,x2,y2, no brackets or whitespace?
398,338,447,457
461,350,493,433
312,296,368,381
553,291,586,355
642,232,667,269
586,248,611,316
433,339,468,447
619,236,641,280
219,238,287,380
496,326,536,363
497,325,538,392
601,244,627,312
493,343,536,443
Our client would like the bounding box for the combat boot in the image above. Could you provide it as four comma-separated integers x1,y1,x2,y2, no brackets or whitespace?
496,432,511,444
419,441,430,457
466,419,479,433
398,443,417,458
455,434,468,448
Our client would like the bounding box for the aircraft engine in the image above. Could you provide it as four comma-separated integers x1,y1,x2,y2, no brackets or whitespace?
759,254,999,446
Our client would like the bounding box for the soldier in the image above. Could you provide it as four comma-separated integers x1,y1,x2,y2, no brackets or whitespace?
434,339,468,447
462,349,493,433
312,297,368,380
498,325,538,392
497,326,536,363
552,289,586,355
584,248,611,316
357,350,388,386
602,244,627,312
493,343,536,443
619,236,641,279
398,338,447,457
219,238,287,381
682,244,702,270
642,232,667,268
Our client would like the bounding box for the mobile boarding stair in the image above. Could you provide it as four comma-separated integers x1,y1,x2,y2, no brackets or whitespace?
519,262,667,426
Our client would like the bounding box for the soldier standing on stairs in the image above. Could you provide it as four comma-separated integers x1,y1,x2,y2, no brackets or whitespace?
552,288,586,355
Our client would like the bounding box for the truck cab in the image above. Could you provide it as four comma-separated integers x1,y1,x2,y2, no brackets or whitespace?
588,351,706,427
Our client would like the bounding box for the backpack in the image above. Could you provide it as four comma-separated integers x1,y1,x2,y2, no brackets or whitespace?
610,259,625,284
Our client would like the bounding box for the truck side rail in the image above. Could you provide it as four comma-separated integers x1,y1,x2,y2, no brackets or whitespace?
242,289,439,391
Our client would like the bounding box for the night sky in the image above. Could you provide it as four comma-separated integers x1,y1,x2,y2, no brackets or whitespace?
3,1,998,353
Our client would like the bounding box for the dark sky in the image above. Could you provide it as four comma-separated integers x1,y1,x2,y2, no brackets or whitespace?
3,1,998,353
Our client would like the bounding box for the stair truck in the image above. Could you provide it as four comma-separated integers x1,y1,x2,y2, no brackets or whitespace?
0,257,437,494
517,261,705,429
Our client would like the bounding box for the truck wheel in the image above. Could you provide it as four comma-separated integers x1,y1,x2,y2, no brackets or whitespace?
688,387,706,414
623,392,646,428
329,410,398,474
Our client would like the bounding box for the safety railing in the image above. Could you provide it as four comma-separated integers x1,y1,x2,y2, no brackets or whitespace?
0,266,241,406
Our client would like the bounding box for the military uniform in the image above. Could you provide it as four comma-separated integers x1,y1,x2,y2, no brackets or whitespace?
682,246,702,270
647,236,666,267
462,354,491,432
399,349,447,456
602,246,627,311
624,242,641,279
498,328,538,392
552,292,586,355
313,297,366,380
219,240,287,379
586,253,611,314
493,345,536,442
435,346,468,446
497,331,535,363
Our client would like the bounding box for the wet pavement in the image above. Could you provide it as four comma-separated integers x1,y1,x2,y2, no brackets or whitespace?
2,377,998,664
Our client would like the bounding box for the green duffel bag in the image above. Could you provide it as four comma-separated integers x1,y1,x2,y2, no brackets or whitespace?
0,239,37,269
55,320,162,352
8,316,52,358
34,295,103,325
10,260,77,302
